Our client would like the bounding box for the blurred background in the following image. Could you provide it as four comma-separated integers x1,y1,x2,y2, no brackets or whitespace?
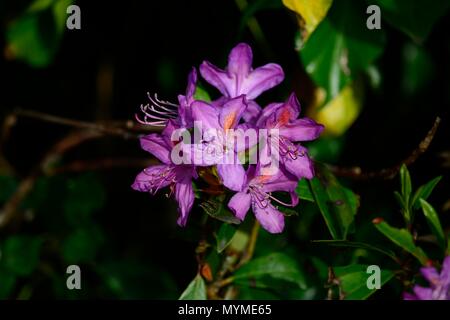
0,0,449,299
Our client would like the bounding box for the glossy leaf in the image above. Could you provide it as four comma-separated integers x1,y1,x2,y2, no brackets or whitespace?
399,164,412,200
372,0,450,43
314,81,363,136
200,198,241,224
334,264,395,300
419,199,446,250
309,164,358,239
234,252,307,289
313,240,397,262
296,178,314,202
412,176,442,210
215,223,238,253
179,274,207,300
300,0,385,100
373,220,428,265
283,0,333,40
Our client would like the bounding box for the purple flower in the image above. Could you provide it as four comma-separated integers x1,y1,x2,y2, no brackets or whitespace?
200,43,284,123
404,256,450,300
131,121,197,226
228,165,299,234
177,67,197,127
257,93,324,180
135,68,198,128
186,95,248,192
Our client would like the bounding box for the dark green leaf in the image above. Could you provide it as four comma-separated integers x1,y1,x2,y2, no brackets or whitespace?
0,175,18,203
64,174,106,227
0,267,16,299
334,264,395,300
309,164,358,239
372,0,450,42
300,0,385,100
234,253,307,289
62,224,105,263
179,274,207,300
6,0,73,67
401,43,434,96
296,179,314,202
200,199,240,224
312,240,398,262
419,199,446,251
373,220,428,265
194,85,211,102
412,176,442,210
215,223,238,253
2,235,43,276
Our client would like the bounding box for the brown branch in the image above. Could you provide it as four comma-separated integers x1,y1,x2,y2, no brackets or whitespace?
12,108,161,139
330,116,441,180
48,157,156,175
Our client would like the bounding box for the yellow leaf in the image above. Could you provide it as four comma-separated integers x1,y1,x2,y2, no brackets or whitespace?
313,82,363,136
283,0,333,41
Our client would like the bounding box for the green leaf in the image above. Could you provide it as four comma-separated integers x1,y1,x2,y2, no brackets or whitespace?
64,174,106,227
296,179,314,202
419,199,446,251
372,0,450,43
0,267,16,299
309,164,358,239
412,176,442,210
283,0,333,40
194,85,211,102
234,253,307,289
312,240,397,262
399,164,412,200
62,224,105,263
0,175,18,203
373,220,428,265
215,223,238,253
6,0,73,68
2,235,43,276
401,43,434,96
179,274,207,300
300,0,385,100
333,264,395,300
200,198,241,224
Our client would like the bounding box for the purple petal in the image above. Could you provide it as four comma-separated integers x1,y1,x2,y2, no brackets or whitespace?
175,177,195,227
255,165,298,193
280,118,324,141
243,100,262,123
403,292,418,300
413,285,433,300
140,134,171,164
441,256,450,282
242,63,284,100
256,102,284,129
219,95,247,130
217,163,246,191
131,165,171,192
290,190,299,207
227,43,252,78
252,202,285,234
191,100,220,129
283,146,315,180
229,191,251,220
199,61,231,97
186,67,197,101
420,266,440,285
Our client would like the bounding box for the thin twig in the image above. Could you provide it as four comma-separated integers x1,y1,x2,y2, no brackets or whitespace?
330,117,441,180
12,108,160,139
235,220,260,269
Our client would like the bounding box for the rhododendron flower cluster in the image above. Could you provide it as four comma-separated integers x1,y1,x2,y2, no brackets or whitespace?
404,256,450,300
132,43,324,233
